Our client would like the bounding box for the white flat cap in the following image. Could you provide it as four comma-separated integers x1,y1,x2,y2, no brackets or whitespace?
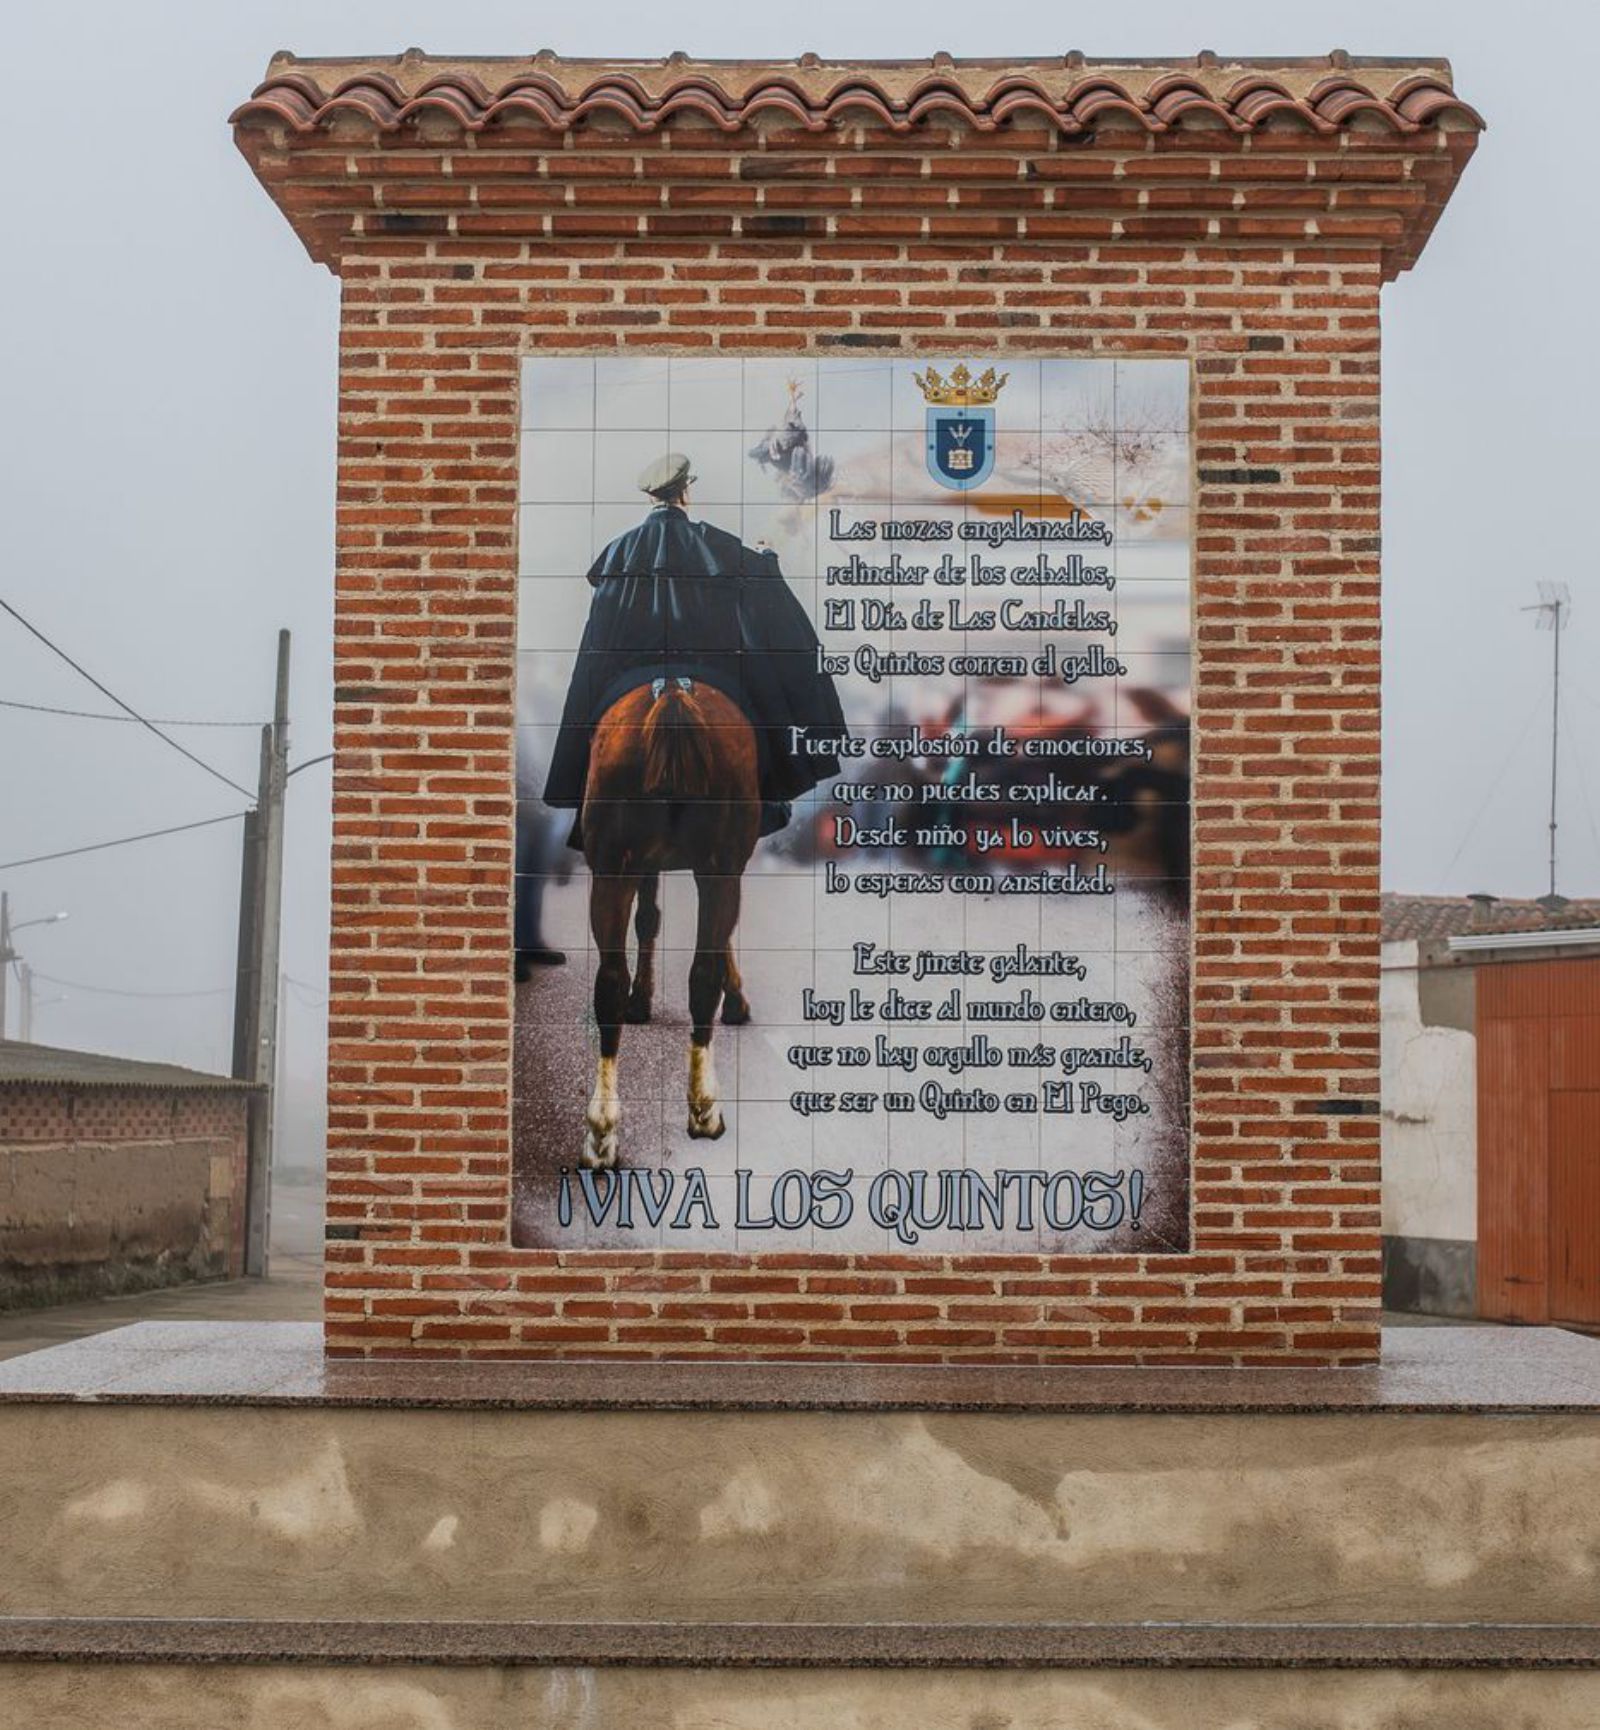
638,452,694,496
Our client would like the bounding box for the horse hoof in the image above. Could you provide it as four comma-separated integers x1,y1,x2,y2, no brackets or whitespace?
582,1127,619,1169
624,997,652,1025
721,995,751,1027
687,1107,725,1141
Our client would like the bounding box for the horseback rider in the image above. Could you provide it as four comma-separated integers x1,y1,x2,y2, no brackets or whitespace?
543,452,848,845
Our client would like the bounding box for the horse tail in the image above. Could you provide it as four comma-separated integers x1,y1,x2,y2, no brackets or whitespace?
641,683,717,801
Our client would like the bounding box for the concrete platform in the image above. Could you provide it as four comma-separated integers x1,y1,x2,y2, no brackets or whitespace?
3,1324,1598,1725
0,1317,1594,1409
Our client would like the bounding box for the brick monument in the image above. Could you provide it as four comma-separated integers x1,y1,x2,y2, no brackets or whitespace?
232,51,1481,1363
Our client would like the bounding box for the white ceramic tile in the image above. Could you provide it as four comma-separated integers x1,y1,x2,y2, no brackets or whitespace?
593,429,675,502
521,357,595,431
517,504,593,579
669,356,743,431
594,355,669,429
519,427,595,505
1115,357,1190,432
1041,358,1118,432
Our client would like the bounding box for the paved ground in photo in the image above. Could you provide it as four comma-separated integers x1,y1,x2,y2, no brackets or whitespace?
0,1173,323,1362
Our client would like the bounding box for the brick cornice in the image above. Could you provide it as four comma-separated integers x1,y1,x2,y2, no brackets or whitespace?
234,112,1477,283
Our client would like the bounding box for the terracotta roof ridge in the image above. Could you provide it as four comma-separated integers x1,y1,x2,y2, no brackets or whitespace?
233,50,1482,138
260,48,1460,76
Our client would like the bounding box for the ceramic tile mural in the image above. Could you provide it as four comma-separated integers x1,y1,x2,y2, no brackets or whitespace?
512,357,1191,1254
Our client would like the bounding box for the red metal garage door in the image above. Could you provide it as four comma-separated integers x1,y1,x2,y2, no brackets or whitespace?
1478,956,1600,1326
1550,1091,1600,1326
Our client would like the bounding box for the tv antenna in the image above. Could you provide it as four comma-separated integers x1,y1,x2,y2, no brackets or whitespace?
1522,581,1571,902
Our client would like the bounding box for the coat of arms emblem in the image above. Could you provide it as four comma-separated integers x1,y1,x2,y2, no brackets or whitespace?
915,363,1008,491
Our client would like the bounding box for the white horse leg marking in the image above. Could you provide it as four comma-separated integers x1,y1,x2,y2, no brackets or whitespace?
687,1042,724,1140
584,1054,620,1168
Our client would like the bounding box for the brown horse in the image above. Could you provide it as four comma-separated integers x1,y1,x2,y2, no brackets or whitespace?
580,679,759,1169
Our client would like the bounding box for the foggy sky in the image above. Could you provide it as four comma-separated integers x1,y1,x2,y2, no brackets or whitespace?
1,0,1592,1153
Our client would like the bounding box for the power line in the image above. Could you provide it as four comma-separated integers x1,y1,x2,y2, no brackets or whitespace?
0,741,328,875
0,810,247,873
0,597,253,798
33,972,232,1000
0,696,264,728
1432,683,1549,893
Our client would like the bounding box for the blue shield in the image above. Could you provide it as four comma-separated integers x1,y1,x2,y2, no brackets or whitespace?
926,406,995,491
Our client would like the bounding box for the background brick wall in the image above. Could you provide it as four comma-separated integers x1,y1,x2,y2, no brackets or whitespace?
235,73,1479,1363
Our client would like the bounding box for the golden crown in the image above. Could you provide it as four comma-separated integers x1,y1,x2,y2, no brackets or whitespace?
913,363,1009,407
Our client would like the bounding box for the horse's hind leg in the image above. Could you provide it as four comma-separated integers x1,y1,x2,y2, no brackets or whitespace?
721,944,750,1026
625,874,661,1025
585,873,637,1170
687,873,741,1140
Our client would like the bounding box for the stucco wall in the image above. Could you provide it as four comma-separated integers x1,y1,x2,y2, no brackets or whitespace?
6,1665,1599,1730
1379,941,1477,1315
1380,942,1476,1243
7,1403,1599,1625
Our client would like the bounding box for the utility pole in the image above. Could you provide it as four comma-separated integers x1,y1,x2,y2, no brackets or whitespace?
231,809,260,1078
1524,583,1571,903
0,893,10,1041
275,966,289,1168
1,899,67,1042
1549,599,1563,901
232,629,291,1277
11,965,60,1041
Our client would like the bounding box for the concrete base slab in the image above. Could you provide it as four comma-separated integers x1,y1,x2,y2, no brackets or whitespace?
1,1322,1598,1699
5,1664,1600,1729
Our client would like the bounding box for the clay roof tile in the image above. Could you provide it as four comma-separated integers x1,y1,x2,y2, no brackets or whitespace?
231,51,1482,141
1382,894,1600,945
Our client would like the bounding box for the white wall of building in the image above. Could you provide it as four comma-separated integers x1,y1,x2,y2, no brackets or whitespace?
1380,940,1477,1245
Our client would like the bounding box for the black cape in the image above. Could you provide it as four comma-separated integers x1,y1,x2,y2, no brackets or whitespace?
543,505,847,813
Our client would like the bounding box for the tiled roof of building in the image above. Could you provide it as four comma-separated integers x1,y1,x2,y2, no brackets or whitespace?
0,1041,251,1093
232,50,1483,138
1382,894,1600,945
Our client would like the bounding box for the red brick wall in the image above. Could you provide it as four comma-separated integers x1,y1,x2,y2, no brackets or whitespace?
236,103,1477,1363
0,1086,245,1149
